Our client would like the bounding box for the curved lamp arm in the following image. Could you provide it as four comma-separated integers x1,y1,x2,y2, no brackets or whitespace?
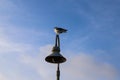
55,35,60,48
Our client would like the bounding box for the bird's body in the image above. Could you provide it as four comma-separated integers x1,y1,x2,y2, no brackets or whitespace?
54,27,67,34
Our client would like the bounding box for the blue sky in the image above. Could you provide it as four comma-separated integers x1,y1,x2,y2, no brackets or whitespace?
0,0,120,80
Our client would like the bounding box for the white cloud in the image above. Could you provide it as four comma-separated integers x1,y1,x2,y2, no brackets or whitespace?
20,44,55,80
0,27,33,54
0,26,42,80
20,44,118,80
0,26,48,54
0,73,8,80
62,54,118,80
0,34,30,54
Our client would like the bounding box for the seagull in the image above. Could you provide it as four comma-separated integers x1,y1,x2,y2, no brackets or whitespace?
54,27,67,34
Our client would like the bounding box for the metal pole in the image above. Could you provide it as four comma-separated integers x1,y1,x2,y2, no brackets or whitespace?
55,35,60,48
45,28,67,80
57,63,60,80
55,35,57,47
57,35,60,48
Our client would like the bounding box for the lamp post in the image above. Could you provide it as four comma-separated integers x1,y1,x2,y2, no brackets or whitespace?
45,27,67,80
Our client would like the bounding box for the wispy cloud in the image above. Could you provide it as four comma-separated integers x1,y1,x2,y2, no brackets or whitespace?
0,25,51,54
63,53,118,80
0,27,34,54
0,26,41,80
0,73,8,80
20,45,55,80
0,26,53,80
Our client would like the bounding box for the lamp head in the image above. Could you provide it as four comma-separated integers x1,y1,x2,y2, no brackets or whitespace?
45,46,66,64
